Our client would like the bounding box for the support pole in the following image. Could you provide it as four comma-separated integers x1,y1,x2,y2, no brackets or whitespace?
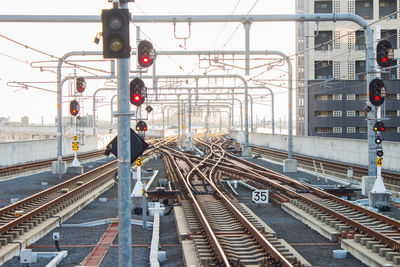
177,95,181,146
188,89,193,150
117,2,131,264
243,20,251,76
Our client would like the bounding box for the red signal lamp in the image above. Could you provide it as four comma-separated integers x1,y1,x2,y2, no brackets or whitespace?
143,126,147,131
142,56,149,64
382,57,388,63
133,94,141,102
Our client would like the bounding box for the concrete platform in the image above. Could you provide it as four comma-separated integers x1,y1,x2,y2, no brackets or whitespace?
67,166,84,174
281,201,340,242
174,205,190,240
341,238,395,267
0,178,115,265
182,240,202,267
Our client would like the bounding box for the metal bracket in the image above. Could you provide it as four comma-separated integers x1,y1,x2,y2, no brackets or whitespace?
305,21,319,38
173,19,192,49
113,111,136,116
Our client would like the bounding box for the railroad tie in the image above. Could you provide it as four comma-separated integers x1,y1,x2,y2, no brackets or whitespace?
386,251,400,261
359,237,373,246
365,240,380,250
371,243,386,253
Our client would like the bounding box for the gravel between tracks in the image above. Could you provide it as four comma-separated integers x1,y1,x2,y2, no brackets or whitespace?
3,157,183,267
239,158,368,267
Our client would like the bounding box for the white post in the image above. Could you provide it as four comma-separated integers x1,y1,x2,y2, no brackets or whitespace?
71,116,81,167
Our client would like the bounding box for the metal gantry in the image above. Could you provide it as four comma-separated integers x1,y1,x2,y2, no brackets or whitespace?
0,11,378,265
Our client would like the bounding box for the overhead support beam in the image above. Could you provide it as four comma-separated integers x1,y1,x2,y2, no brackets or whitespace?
16,12,373,173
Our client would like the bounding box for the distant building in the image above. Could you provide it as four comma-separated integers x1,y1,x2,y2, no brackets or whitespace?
21,116,29,126
295,0,400,141
0,117,8,126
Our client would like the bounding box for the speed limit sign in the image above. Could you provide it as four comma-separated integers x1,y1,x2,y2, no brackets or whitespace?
252,190,269,204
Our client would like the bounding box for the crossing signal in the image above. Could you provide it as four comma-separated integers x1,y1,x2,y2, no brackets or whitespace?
76,77,86,93
101,8,130,59
369,78,385,106
70,100,80,116
376,40,394,68
138,40,155,68
136,120,147,132
373,121,385,132
130,78,146,106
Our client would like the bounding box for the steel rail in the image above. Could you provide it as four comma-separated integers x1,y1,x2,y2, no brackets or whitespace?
250,146,400,184
0,138,169,239
159,147,231,266
0,150,106,176
0,160,117,236
219,140,400,253
174,141,294,267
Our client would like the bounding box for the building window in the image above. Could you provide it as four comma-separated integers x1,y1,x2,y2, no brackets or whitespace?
333,110,342,117
359,127,368,133
316,127,332,133
347,94,356,100
355,0,373,20
379,0,397,19
381,29,397,49
333,94,342,100
316,94,330,100
315,31,333,51
357,94,368,101
397,94,400,100
347,110,356,117
398,127,400,133
397,110,400,116
355,31,366,50
333,127,342,133
359,110,366,117
347,127,356,133
315,61,333,80
314,1,333,13
355,60,366,80
316,111,330,117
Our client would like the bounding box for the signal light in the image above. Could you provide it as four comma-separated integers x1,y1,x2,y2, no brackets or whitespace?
101,8,130,59
138,40,155,68
376,149,384,157
76,77,86,93
373,121,385,132
369,78,385,106
130,78,146,106
376,40,394,68
136,120,147,132
70,100,80,116
375,136,383,144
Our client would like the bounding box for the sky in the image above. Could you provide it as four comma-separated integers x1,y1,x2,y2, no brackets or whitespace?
0,0,295,125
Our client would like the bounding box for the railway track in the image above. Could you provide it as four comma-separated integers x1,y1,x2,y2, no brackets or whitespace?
195,137,400,266
0,149,106,178
160,138,305,266
0,137,170,265
0,137,162,179
250,145,400,189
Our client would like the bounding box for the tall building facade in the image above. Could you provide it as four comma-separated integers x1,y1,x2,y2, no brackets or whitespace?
295,0,400,141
